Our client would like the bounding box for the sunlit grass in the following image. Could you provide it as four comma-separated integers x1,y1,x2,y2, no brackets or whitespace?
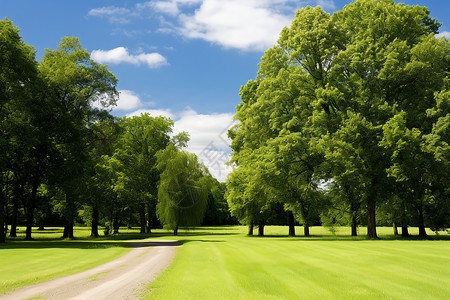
0,226,143,293
144,226,450,300
1,225,448,298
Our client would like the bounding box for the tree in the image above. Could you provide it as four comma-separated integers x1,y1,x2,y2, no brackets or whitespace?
0,19,41,241
202,180,235,226
113,114,174,233
39,37,118,238
228,0,447,239
156,144,209,235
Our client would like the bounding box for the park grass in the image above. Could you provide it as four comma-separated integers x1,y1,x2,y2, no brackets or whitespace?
0,226,146,293
144,226,450,300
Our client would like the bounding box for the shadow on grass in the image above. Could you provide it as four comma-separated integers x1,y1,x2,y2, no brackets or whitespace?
247,234,450,241
0,238,181,250
176,239,225,245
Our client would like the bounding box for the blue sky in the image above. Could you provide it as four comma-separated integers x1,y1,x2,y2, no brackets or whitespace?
2,0,449,181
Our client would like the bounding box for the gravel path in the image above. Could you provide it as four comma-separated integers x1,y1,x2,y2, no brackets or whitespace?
0,239,179,300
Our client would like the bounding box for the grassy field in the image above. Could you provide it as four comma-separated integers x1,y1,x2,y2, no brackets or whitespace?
1,226,449,299
0,226,139,293
144,226,450,300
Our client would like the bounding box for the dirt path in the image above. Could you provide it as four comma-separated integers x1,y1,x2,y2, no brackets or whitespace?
0,239,179,300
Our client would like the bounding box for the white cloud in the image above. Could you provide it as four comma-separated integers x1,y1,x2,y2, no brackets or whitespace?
176,0,294,51
92,90,151,111
88,0,336,51
125,107,235,181
126,108,175,120
87,6,132,24
172,109,235,182
436,31,450,39
91,47,168,68
316,0,336,11
115,90,143,110
151,1,180,16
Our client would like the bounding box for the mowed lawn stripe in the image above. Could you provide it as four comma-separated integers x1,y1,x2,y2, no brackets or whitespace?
145,227,450,299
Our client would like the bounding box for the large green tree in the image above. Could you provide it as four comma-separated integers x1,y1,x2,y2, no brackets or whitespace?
39,37,118,238
0,19,43,241
228,0,447,238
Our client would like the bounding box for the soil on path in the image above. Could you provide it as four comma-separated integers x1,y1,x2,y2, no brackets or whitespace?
0,239,179,300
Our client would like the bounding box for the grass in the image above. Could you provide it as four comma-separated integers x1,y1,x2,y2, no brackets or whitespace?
0,226,146,293
144,226,450,300
1,225,449,299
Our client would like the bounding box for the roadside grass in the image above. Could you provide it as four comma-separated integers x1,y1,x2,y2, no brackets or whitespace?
144,226,450,300
0,226,154,294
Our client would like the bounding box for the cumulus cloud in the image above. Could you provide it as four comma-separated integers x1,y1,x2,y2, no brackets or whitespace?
126,108,175,120
175,0,293,51
91,47,168,68
125,107,235,181
172,109,235,182
88,0,336,51
151,1,180,16
92,90,152,111
115,90,143,110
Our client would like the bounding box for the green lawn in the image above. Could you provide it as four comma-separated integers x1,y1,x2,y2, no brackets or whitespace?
0,226,142,293
1,226,449,299
144,226,450,300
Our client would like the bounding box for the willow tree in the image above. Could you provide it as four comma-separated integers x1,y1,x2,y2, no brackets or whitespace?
156,144,209,235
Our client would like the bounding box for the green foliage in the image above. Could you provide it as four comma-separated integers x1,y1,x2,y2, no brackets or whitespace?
156,145,209,233
228,0,449,238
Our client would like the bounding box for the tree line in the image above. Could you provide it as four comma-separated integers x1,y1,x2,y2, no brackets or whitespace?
226,0,449,238
0,19,233,242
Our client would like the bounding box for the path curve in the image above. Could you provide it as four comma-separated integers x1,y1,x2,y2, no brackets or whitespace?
0,239,179,300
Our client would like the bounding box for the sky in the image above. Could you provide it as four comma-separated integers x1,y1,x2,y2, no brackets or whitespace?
2,0,449,181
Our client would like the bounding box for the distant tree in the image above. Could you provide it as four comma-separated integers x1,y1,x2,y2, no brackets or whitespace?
202,180,235,226
113,114,174,233
156,144,209,235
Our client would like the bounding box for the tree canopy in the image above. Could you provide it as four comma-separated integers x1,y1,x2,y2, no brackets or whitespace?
227,0,449,238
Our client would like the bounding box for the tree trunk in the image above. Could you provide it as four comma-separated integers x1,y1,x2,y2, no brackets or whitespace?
91,205,99,237
401,224,409,237
416,205,427,237
63,219,74,239
173,225,178,236
401,201,409,237
113,215,119,234
393,222,398,236
258,224,264,236
0,195,5,243
146,203,152,233
25,178,39,240
367,199,378,239
139,203,146,233
287,211,295,236
304,222,310,237
247,223,253,236
10,198,18,237
350,201,360,237
351,212,358,237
